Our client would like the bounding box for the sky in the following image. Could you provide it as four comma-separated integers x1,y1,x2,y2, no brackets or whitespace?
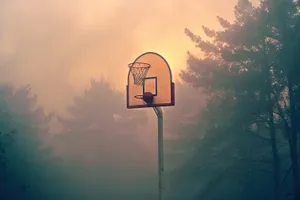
0,0,259,113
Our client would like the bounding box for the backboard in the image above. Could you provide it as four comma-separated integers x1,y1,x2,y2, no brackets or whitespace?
127,52,175,109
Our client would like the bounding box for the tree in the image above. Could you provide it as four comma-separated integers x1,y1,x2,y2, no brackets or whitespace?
172,0,300,199
263,0,300,198
0,90,15,199
58,78,147,132
0,84,71,200
54,79,156,199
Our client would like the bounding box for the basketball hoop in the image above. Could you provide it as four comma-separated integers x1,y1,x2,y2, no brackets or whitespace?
134,92,154,104
126,52,175,200
128,62,151,85
134,95,144,99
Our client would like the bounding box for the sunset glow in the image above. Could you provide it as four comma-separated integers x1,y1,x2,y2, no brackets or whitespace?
0,0,253,112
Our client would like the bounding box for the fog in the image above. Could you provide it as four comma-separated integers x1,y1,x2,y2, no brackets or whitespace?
0,0,240,113
0,1,210,198
2,0,291,200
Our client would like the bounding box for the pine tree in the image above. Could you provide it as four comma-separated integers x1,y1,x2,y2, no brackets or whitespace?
0,84,70,200
174,0,300,199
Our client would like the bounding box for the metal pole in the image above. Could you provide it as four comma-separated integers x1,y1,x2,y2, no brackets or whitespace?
153,107,163,200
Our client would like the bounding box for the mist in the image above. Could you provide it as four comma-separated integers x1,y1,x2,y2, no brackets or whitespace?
0,0,240,113
2,0,296,200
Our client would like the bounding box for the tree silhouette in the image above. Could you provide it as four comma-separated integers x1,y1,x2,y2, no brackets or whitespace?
0,84,70,200
58,78,147,132
54,79,156,199
172,0,300,199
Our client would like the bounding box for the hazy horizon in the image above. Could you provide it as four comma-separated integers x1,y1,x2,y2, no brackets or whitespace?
0,0,251,113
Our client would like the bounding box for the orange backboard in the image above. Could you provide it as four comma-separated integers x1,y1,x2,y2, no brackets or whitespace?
127,52,175,109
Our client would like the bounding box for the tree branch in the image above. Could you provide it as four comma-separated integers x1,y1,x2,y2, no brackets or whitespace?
271,90,291,137
254,115,270,125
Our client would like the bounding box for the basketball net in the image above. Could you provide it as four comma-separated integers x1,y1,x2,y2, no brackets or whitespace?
128,62,150,85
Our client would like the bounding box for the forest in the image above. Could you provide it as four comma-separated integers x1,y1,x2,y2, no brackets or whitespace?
1,0,300,199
